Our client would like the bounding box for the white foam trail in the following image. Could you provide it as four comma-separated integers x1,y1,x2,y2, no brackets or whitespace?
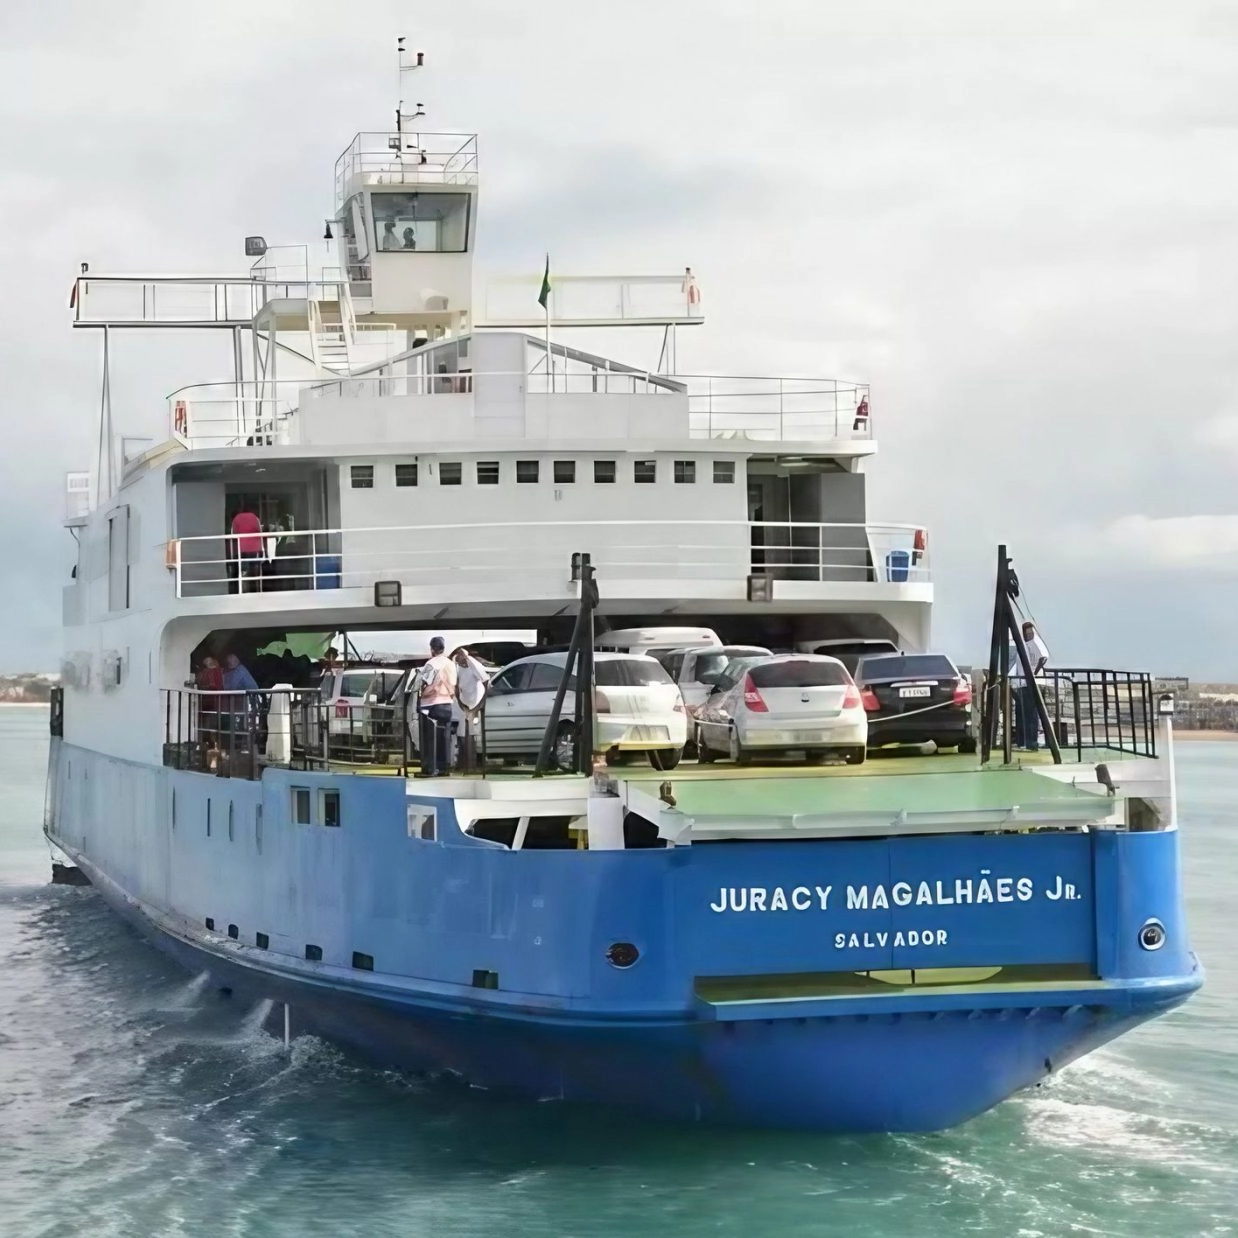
240,998,274,1036
168,971,211,1008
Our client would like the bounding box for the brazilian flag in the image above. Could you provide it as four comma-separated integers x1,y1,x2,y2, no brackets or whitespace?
538,254,551,310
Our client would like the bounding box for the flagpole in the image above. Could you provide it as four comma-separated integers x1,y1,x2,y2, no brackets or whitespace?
546,297,552,393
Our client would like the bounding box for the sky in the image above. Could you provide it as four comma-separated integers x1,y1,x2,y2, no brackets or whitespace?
0,0,1236,676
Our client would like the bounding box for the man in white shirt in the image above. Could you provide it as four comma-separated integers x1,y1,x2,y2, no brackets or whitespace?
1009,621,1050,751
451,647,490,772
413,636,458,777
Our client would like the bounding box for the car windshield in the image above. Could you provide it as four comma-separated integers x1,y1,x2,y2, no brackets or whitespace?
695,647,765,680
859,654,957,681
748,660,849,688
596,659,674,687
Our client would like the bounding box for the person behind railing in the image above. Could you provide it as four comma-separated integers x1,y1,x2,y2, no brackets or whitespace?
451,647,490,773
230,506,264,594
1008,621,1050,751
402,226,416,250
196,655,224,749
221,653,260,754
381,219,399,251
411,637,457,778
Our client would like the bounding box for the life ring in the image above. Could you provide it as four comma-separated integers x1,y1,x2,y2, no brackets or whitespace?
913,527,927,565
173,400,188,436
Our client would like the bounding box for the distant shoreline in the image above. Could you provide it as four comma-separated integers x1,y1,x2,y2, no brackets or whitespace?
1173,729,1238,742
0,701,49,708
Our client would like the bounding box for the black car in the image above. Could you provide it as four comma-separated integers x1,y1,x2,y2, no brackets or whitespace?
854,653,976,753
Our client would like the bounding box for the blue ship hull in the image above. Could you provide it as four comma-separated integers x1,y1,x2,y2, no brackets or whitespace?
47,742,1203,1132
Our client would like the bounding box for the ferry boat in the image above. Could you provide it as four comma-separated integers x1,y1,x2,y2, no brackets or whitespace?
45,49,1201,1132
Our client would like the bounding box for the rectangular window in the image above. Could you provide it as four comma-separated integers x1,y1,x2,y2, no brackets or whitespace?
350,465,374,489
713,460,736,484
372,191,472,254
256,932,269,950
305,944,323,962
634,460,657,484
553,460,576,484
395,462,418,487
292,787,312,825
594,460,616,484
674,460,696,484
476,461,500,485
352,951,374,971
321,789,341,827
439,462,462,486
516,460,540,484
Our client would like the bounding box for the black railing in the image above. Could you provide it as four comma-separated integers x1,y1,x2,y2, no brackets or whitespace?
1040,669,1157,760
161,688,491,780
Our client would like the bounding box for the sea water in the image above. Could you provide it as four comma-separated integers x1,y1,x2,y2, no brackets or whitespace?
1,706,1234,1237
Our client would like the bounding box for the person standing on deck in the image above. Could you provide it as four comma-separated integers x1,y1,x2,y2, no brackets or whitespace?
230,506,264,594
452,647,490,773
413,637,457,778
1009,621,1050,751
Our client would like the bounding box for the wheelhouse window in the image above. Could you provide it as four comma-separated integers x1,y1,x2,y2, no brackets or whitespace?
395,462,418,487
516,460,540,484
594,460,616,484
476,461,500,485
553,460,576,484
634,460,657,484
350,465,374,489
674,460,696,484
713,460,735,484
439,462,462,486
371,191,471,254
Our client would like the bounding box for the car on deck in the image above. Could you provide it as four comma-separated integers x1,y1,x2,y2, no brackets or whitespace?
695,653,867,765
853,652,976,753
655,644,773,715
793,637,899,676
483,651,688,770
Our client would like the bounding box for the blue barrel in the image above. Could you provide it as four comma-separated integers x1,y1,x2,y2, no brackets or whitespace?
314,553,342,590
885,549,910,583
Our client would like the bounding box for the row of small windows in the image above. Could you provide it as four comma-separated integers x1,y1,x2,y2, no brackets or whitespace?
350,460,737,488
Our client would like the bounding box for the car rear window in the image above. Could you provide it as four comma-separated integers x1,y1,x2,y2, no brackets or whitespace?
748,660,850,688
339,673,374,698
694,647,766,680
859,654,957,681
596,659,674,687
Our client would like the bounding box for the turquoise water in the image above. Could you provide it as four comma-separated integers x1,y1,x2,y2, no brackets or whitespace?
1,706,1235,1236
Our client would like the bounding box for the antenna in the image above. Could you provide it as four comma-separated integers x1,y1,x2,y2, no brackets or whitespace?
395,36,426,143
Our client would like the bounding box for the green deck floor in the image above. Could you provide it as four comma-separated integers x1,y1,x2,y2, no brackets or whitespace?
621,749,1119,818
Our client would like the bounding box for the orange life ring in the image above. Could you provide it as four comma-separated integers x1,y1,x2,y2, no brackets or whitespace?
173,400,188,436
913,527,927,564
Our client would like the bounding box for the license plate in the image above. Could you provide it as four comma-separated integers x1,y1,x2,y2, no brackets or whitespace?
899,686,931,699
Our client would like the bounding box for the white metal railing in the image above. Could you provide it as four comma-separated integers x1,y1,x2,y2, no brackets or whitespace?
483,274,702,327
334,131,479,205
164,366,873,448
71,275,350,327
167,520,929,599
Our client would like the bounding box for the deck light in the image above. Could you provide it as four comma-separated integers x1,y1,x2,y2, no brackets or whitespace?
374,581,402,608
1157,693,1175,716
244,236,267,258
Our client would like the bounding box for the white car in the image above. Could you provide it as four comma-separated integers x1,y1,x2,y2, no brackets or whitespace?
483,652,688,770
696,654,868,765
294,663,409,762
656,644,772,715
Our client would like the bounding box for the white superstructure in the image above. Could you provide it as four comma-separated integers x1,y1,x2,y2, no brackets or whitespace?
60,59,931,765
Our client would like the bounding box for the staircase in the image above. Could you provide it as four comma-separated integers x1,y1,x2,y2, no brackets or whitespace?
309,298,352,374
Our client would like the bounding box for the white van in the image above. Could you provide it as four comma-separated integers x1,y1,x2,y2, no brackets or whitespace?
595,626,721,657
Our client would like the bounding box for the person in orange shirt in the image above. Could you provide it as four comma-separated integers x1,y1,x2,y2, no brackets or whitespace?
230,506,264,594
